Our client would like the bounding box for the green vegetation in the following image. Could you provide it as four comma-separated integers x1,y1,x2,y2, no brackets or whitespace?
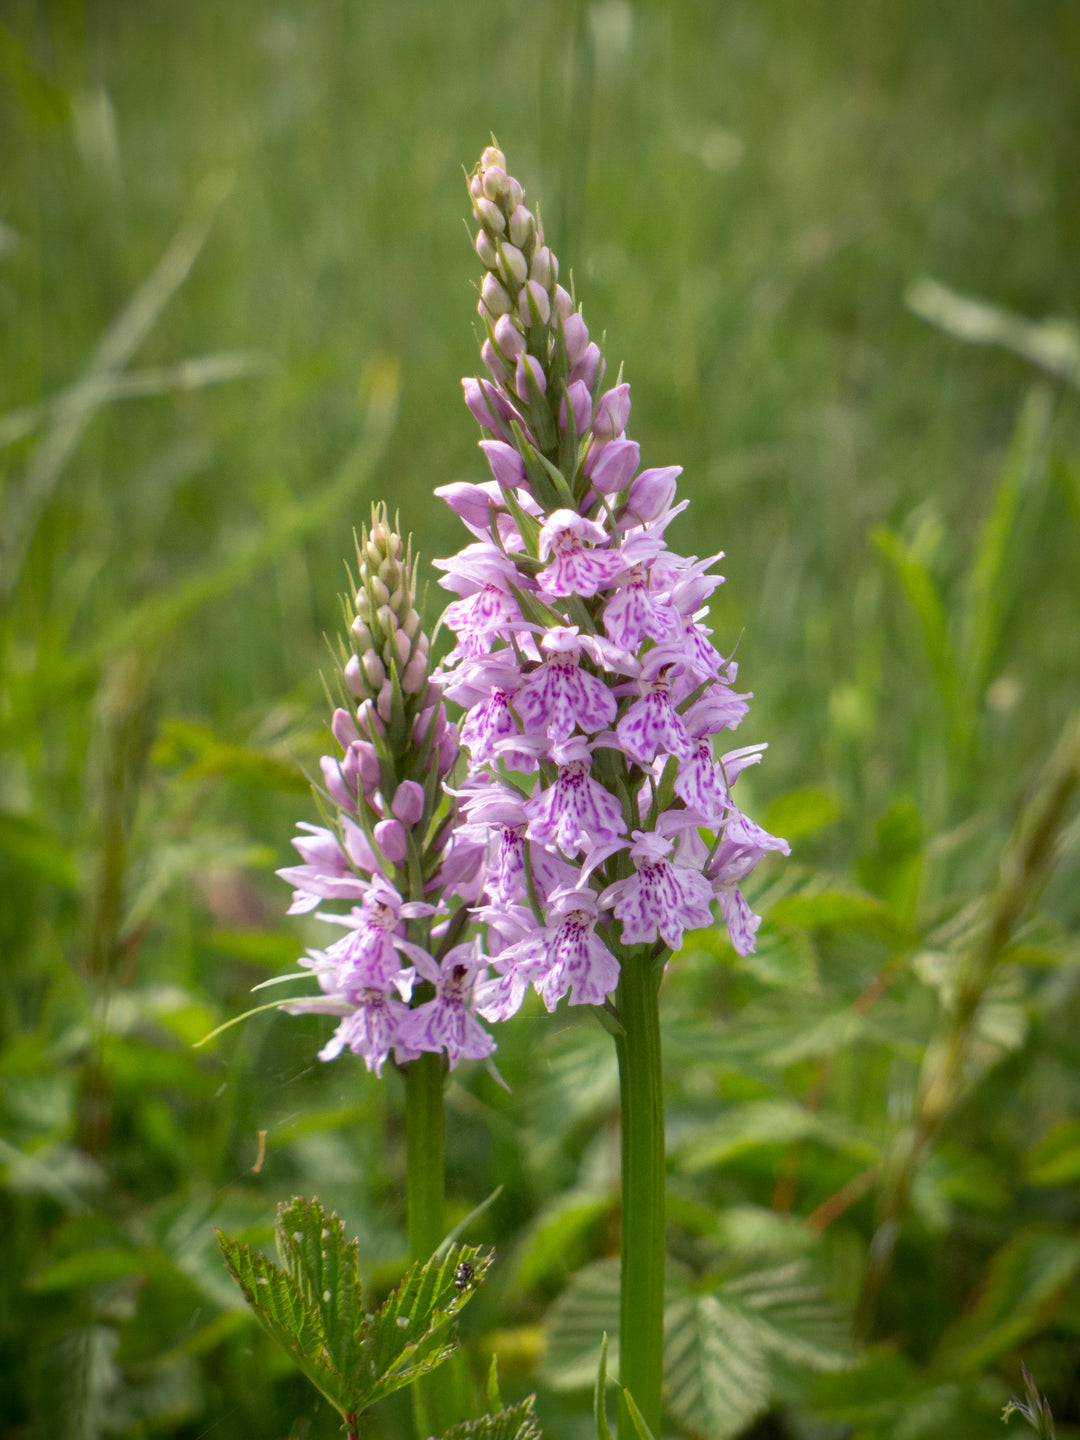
2,2,1078,1437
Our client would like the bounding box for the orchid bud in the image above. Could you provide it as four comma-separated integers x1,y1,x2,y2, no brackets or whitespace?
481,270,512,317
493,312,526,361
518,279,551,327
391,780,426,827
476,228,498,268
475,197,506,235
509,204,533,248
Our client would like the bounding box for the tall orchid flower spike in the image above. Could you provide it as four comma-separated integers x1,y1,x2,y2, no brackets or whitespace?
433,143,791,1436
273,504,495,1275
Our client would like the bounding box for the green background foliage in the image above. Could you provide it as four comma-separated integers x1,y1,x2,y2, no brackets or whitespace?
2,1,1078,1436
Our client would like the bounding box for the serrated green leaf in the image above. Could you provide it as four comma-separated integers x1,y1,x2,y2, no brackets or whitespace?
362,1243,493,1406
721,1262,855,1371
437,1395,543,1440
276,1198,363,1382
663,1293,771,1440
542,1259,622,1390
216,1230,326,1376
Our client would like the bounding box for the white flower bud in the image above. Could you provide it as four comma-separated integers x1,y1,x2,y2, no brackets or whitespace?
361,649,385,688
498,242,528,288
530,245,557,290
388,584,406,613
482,166,508,201
402,653,428,694
480,145,506,170
370,576,390,607
508,204,533,248
376,604,394,632
481,270,512,317
507,177,523,210
553,285,574,320
518,279,550,326
403,609,420,638
351,617,373,650
475,197,506,235
476,229,498,268
393,629,411,667
469,174,484,200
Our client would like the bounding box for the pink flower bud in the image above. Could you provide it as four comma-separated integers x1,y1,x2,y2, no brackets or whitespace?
481,337,510,382
498,242,528,287
344,653,365,697
437,731,459,778
463,377,503,433
593,383,631,440
590,438,640,494
530,246,557,289
332,707,359,750
480,144,506,170
391,780,426,827
561,312,589,365
475,229,497,268
509,204,533,248
560,379,592,434
321,755,356,812
373,818,408,866
479,439,527,489
362,649,386,688
481,270,512,316
376,679,394,722
571,342,603,391
475,197,506,235
515,353,547,401
626,466,682,521
507,176,523,210
469,173,484,200
392,629,411,668
482,165,508,201
402,652,428,694
493,313,526,360
518,279,550,326
553,285,574,320
355,741,380,790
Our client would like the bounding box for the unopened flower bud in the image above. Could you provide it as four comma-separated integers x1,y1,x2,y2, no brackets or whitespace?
475,197,506,235
553,285,575,320
593,382,631,440
351,616,373,650
469,173,485,200
480,439,527,489
559,378,592,433
509,204,533,248
530,246,557,289
572,341,603,390
562,312,589,366
518,279,550,326
626,466,682,521
374,818,408,866
493,313,526,361
344,654,365,697
482,165,508,201
515,353,547,401
590,438,640,494
476,229,497,269
498,242,528,288
480,144,506,171
402,652,428,693
376,679,394,722
507,176,523,211
332,707,360,750
391,780,426,827
481,270,512,317
362,649,386,689
370,576,390,606
481,338,510,382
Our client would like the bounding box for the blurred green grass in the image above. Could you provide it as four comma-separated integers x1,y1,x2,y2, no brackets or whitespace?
3,1,1080,1437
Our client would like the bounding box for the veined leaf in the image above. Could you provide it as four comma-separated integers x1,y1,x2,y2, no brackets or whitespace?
663,1293,771,1440
437,1395,543,1440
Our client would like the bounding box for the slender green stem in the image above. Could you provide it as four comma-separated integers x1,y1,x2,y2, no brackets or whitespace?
404,1048,456,1439
405,1048,446,1261
614,948,666,1438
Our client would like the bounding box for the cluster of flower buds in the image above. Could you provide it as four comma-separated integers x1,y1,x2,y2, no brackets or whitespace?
435,144,789,1026
276,505,490,1074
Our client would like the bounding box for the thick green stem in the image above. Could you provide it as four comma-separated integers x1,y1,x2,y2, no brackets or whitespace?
614,949,666,1438
405,1048,446,1261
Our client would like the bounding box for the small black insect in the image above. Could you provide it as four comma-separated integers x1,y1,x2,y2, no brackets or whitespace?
454,1260,475,1291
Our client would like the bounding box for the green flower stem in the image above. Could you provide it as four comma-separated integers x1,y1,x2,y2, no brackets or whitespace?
405,1047,446,1261
404,1047,454,1438
614,947,666,1439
